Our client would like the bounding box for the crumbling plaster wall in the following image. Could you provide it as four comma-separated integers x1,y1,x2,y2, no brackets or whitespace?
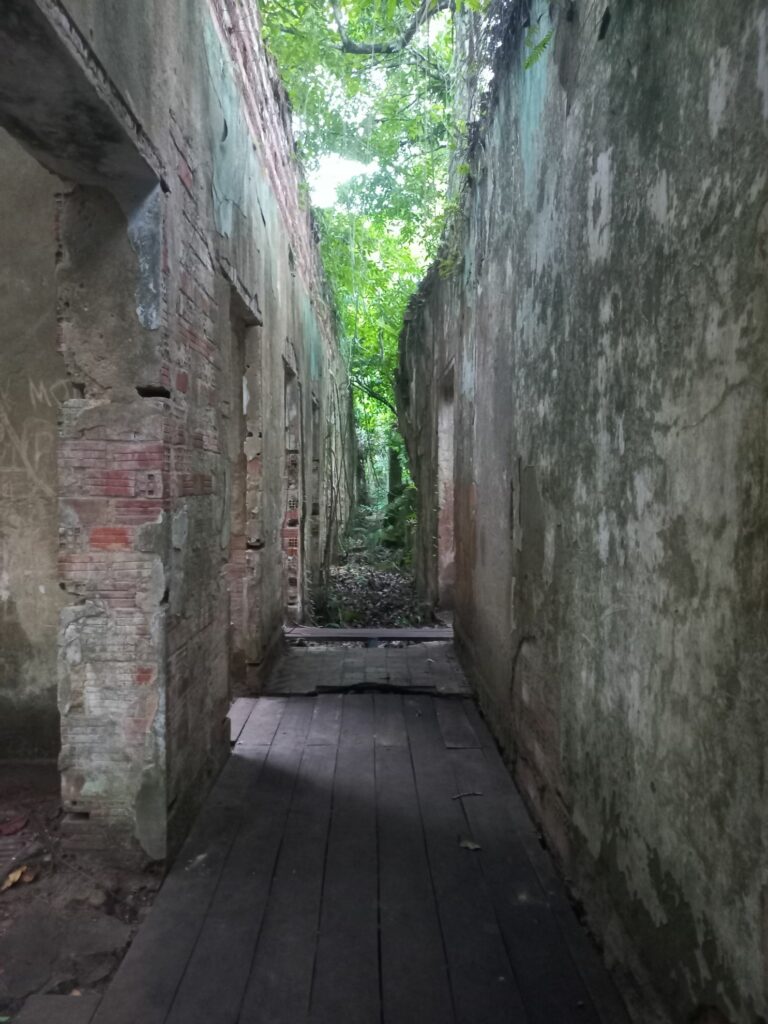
0,0,349,859
0,130,66,759
399,2,768,1020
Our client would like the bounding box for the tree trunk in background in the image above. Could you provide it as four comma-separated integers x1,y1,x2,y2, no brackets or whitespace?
387,446,403,506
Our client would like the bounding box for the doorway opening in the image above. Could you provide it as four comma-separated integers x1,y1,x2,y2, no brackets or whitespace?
308,394,322,581
437,364,456,609
223,293,248,689
0,0,166,853
282,362,303,623
222,284,263,688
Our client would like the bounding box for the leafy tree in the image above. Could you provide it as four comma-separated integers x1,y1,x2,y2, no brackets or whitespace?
260,0,455,507
261,0,555,530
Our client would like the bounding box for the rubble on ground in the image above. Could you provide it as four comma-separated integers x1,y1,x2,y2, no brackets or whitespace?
0,766,159,1017
314,565,428,628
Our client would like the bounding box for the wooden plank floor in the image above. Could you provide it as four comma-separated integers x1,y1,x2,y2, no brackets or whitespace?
91,690,630,1024
285,626,454,641
267,642,471,696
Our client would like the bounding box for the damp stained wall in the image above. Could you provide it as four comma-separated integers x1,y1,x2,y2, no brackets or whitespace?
0,0,351,860
0,129,66,759
399,2,768,1020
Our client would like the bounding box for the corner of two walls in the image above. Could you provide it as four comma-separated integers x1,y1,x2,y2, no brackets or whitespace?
400,3,768,1021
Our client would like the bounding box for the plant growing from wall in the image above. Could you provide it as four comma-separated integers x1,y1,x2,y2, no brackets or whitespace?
523,22,554,67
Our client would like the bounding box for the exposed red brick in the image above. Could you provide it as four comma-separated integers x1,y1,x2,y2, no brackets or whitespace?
90,526,132,550
177,154,195,195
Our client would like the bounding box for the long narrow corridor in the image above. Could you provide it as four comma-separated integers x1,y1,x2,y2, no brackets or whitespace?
84,648,630,1024
1,1,765,1021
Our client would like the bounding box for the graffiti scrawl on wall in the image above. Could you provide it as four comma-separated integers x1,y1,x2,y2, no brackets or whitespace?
0,378,71,499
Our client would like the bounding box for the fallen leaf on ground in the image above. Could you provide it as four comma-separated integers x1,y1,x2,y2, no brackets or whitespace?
0,864,38,892
314,566,428,629
0,815,28,836
1,866,26,892
459,837,482,851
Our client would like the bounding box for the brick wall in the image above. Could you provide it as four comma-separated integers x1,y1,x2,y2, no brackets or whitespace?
0,0,352,861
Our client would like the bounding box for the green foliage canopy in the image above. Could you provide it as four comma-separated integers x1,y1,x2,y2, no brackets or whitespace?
260,0,458,501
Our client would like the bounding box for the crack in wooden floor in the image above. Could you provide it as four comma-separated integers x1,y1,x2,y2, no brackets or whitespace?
89,650,630,1024
266,643,471,696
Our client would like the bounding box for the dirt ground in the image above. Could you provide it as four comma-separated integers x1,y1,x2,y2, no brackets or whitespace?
313,564,429,628
0,763,160,1019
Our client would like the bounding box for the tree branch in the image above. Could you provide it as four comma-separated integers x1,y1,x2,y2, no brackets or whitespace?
330,0,452,55
350,377,397,415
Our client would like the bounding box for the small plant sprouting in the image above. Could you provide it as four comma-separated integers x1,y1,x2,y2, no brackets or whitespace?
438,246,463,279
524,24,554,70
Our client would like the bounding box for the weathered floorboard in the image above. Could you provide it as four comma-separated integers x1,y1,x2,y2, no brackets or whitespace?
474,740,632,1023
460,698,496,747
164,699,315,1024
237,696,288,747
449,746,602,1023
373,692,408,747
307,691,344,746
227,697,258,744
309,695,380,1024
285,626,453,641
91,681,629,1024
267,644,470,696
92,747,271,1024
404,695,530,1024
376,741,456,1024
238,741,337,1024
435,697,482,749
14,994,101,1024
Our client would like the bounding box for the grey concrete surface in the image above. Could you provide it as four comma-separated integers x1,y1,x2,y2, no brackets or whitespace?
0,131,64,758
398,2,768,1020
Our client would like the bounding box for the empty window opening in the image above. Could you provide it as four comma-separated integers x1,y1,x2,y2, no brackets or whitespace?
136,384,171,399
223,285,253,689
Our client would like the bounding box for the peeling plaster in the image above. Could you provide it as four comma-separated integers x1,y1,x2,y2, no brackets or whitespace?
587,149,613,263
123,185,163,331
647,170,671,226
758,10,768,121
708,48,732,139
400,7,768,1003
